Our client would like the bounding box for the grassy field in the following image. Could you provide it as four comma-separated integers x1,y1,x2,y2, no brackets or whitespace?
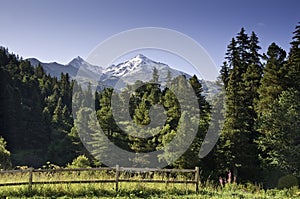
0,170,299,198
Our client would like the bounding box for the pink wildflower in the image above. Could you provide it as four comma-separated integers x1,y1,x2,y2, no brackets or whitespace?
219,176,223,187
227,171,232,183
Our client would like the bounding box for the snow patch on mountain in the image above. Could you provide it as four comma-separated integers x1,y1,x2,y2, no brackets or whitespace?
27,54,220,99
101,54,189,88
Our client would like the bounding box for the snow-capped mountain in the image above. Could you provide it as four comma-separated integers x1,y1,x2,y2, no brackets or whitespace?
104,54,180,77
27,54,220,100
100,54,190,89
28,54,189,86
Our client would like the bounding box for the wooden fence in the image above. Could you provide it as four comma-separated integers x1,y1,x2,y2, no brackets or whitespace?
0,166,200,192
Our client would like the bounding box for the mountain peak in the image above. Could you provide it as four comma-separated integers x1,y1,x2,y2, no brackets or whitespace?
75,56,84,61
71,56,84,62
135,54,148,59
130,54,152,63
68,56,85,68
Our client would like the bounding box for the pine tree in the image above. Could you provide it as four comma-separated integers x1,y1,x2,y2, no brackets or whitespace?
285,22,300,91
243,31,263,138
225,38,240,69
257,89,300,178
0,48,82,167
256,43,287,115
162,111,198,169
151,67,159,83
220,61,230,89
289,22,300,63
162,88,181,129
166,69,172,87
257,23,300,181
218,29,262,181
236,28,250,65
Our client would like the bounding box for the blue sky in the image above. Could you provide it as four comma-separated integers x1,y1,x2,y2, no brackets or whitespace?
0,0,299,80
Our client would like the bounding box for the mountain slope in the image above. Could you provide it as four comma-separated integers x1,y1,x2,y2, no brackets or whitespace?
100,54,190,89
27,54,220,99
28,56,103,78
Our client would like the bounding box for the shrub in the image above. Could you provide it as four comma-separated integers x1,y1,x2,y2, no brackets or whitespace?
277,175,299,189
67,155,90,168
0,136,12,169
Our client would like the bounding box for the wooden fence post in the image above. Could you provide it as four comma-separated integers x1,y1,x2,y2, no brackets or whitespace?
195,167,200,193
28,168,33,191
115,165,120,191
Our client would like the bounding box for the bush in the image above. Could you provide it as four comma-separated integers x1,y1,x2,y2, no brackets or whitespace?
67,155,90,168
0,136,12,169
277,175,299,189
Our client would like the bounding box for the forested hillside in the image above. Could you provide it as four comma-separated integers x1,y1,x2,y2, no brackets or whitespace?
0,22,299,188
0,47,211,169
0,51,83,167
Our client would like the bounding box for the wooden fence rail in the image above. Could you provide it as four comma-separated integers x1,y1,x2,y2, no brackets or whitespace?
0,166,200,192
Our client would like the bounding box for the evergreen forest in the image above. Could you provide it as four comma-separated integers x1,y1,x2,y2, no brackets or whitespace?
0,22,299,188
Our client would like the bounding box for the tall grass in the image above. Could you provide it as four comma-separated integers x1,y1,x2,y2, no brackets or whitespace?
0,170,299,198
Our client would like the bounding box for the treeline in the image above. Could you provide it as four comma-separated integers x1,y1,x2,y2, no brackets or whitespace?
0,22,299,188
0,51,84,167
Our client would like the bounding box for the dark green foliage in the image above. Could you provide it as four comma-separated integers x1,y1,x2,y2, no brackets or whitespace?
218,24,299,184
88,74,211,168
0,136,11,169
257,22,300,181
0,48,80,167
277,175,299,189
289,22,300,64
218,28,262,182
0,22,299,188
256,43,287,115
257,90,300,177
256,23,300,183
220,61,229,89
285,22,300,91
